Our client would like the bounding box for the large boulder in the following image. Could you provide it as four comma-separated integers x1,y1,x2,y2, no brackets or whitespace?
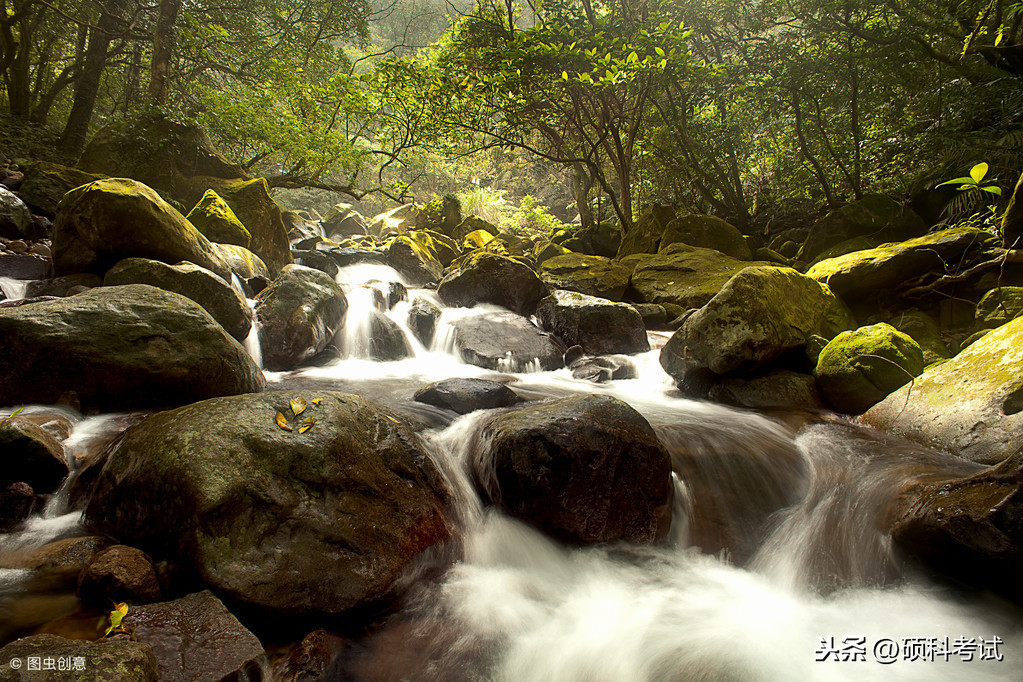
814,323,925,414
806,226,995,301
616,204,675,257
77,545,161,607
557,222,621,258
212,243,270,281
205,178,293,277
452,215,497,243
438,253,548,316
103,257,252,342
659,214,751,260
77,113,247,205
0,284,265,410
862,315,1023,465
706,370,824,410
322,203,368,240
471,394,673,544
0,417,68,494
51,178,232,281
385,233,445,285
539,253,631,300
85,391,452,615
0,186,32,239
536,289,649,355
17,161,105,217
660,266,855,378
974,286,1023,329
627,244,770,310
798,194,928,262
407,296,441,348
413,378,519,415
124,591,268,682
0,634,158,681
254,264,348,371
450,312,563,371
184,189,252,248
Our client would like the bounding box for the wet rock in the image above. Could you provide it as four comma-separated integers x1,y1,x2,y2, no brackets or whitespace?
706,370,824,410
0,284,265,411
322,202,368,240
0,417,68,494
626,244,770,310
862,315,1023,465
806,226,994,302
616,203,676,257
24,274,102,299
255,264,348,371
0,482,37,531
0,253,52,280
283,210,324,242
51,178,232,280
104,257,252,342
212,242,270,281
85,392,452,615
322,247,388,269
888,448,1023,602
450,312,563,371
77,545,161,607
659,213,751,260
536,289,649,355
386,281,407,308
17,161,105,217
367,310,412,361
274,630,346,682
568,354,638,383
291,249,340,278
407,297,441,347
184,189,252,248
0,185,32,238
0,634,158,681
631,302,667,329
797,194,927,262
814,323,924,415
660,266,854,379
204,177,293,277
438,253,548,316
124,591,267,682
0,536,109,576
472,394,673,544
414,378,518,414
385,233,445,285
539,253,631,300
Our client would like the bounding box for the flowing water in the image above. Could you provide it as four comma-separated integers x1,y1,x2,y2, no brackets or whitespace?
2,263,1021,679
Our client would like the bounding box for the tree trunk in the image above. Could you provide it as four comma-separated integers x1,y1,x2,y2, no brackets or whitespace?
148,0,182,105
59,0,125,156
572,162,595,228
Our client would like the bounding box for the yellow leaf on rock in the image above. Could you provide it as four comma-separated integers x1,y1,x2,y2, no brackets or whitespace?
276,411,294,432
291,396,307,416
312,398,322,406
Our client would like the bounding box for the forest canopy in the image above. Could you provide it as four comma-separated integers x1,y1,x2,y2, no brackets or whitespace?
2,0,1021,231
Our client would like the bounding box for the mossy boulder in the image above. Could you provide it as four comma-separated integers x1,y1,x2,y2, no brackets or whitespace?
204,178,293,277
0,417,68,494
627,244,770,310
52,178,232,280
660,266,855,378
616,204,675,257
185,189,251,248
539,253,631,300
798,194,928,262
438,252,549,316
532,240,572,265
1001,170,1023,249
462,228,496,251
212,243,270,281
807,236,879,266
0,634,158,681
17,161,106,217
84,391,452,616
659,214,751,260
415,194,461,236
451,215,497,242
974,286,1023,329
536,289,649,355
559,222,621,258
254,265,348,371
103,257,252,342
806,226,995,301
814,323,925,414
385,233,445,285
0,284,265,410
862,315,1023,465
471,394,673,545
885,309,951,365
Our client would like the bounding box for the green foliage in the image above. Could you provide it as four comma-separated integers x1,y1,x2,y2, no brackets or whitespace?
939,162,1006,230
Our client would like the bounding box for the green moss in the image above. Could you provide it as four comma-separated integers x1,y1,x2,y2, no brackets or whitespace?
186,189,252,247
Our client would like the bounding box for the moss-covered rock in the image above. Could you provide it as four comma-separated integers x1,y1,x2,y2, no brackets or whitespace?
0,634,158,681
659,213,751,260
885,309,951,365
84,391,452,616
0,284,264,410
974,286,1023,329
616,203,676,257
532,240,572,265
185,189,252,248
628,243,770,310
462,228,496,251
212,243,270,281
52,178,232,280
17,161,106,217
798,194,928,262
438,252,548,316
539,252,631,300
806,226,995,301
536,289,649,355
204,178,293,277
862,315,1023,464
472,394,672,544
559,222,622,258
254,265,348,371
807,236,878,266
660,266,855,378
385,232,445,285
103,257,252,342
451,215,497,242
1001,170,1023,249
814,323,925,414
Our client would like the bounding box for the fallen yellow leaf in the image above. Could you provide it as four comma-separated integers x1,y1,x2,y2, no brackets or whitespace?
291,396,307,416
312,397,322,406
275,411,294,432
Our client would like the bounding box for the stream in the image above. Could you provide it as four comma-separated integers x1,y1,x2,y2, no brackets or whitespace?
1,262,1021,680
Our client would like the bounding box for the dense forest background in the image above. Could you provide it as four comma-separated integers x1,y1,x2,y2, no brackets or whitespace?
2,0,1022,234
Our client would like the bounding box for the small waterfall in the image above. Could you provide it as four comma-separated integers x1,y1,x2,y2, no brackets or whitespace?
230,274,263,369
0,276,28,302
